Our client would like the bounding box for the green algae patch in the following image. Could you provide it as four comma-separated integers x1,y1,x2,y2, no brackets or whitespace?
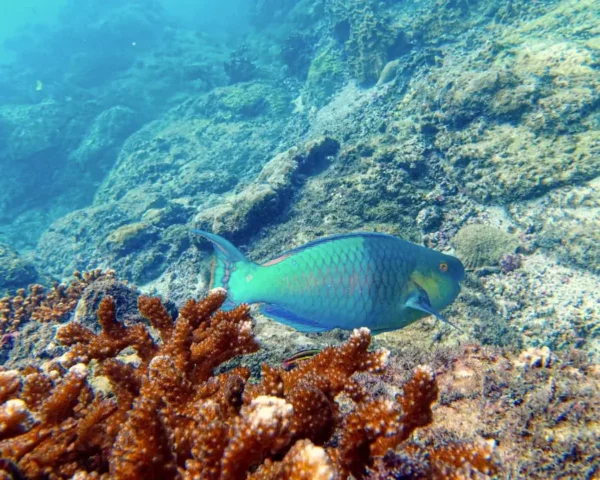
306,43,346,106
203,82,292,120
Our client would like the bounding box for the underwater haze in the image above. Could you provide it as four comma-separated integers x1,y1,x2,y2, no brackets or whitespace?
0,0,67,63
0,0,599,478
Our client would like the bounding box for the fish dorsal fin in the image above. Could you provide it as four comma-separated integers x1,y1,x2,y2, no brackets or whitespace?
261,231,399,266
406,282,464,333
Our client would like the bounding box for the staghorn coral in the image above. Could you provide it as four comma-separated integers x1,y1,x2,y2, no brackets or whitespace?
0,269,115,337
0,288,497,479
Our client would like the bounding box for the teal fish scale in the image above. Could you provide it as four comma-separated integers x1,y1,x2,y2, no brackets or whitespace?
270,238,414,328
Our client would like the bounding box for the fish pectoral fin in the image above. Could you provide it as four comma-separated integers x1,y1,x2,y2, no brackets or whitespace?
406,283,464,333
259,304,330,333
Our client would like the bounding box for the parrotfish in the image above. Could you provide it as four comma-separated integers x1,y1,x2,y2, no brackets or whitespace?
194,230,465,333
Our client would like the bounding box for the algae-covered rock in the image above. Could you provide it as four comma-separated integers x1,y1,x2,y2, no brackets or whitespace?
104,221,157,253
0,99,95,227
449,123,600,203
404,0,600,204
306,44,346,107
0,243,38,293
0,100,81,161
435,36,600,202
326,0,405,86
200,82,292,120
70,106,139,173
257,129,427,247
452,224,519,269
194,137,340,242
37,199,192,284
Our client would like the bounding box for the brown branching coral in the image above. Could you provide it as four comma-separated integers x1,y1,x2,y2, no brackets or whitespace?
337,365,438,478
0,289,498,479
0,269,115,336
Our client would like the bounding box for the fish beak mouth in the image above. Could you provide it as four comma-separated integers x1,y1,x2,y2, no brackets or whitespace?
450,276,462,300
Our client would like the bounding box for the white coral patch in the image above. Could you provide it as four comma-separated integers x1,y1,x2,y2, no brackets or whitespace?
295,441,336,480
351,327,371,338
415,364,435,380
69,363,89,378
247,395,293,429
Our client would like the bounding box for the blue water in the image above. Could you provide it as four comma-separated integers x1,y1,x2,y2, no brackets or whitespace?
0,0,255,252
0,0,250,63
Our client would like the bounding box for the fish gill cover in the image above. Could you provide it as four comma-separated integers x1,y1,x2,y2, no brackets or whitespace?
0,0,599,478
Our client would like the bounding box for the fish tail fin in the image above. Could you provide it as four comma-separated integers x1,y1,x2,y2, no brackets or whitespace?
193,230,255,304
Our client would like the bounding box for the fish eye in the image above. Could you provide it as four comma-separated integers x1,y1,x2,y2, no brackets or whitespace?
439,262,449,272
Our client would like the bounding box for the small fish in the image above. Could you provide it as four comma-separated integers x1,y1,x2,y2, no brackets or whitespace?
35,80,43,91
194,230,465,333
282,348,322,371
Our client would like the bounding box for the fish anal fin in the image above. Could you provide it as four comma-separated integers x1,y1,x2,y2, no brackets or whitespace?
259,304,329,332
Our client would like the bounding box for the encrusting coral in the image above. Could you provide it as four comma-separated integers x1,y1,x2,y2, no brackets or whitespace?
0,288,497,479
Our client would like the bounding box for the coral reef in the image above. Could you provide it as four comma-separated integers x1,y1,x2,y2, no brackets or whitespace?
1,4,599,478
0,289,497,479
0,270,114,337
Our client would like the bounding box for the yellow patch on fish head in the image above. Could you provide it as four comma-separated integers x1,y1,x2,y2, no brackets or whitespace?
411,256,463,310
